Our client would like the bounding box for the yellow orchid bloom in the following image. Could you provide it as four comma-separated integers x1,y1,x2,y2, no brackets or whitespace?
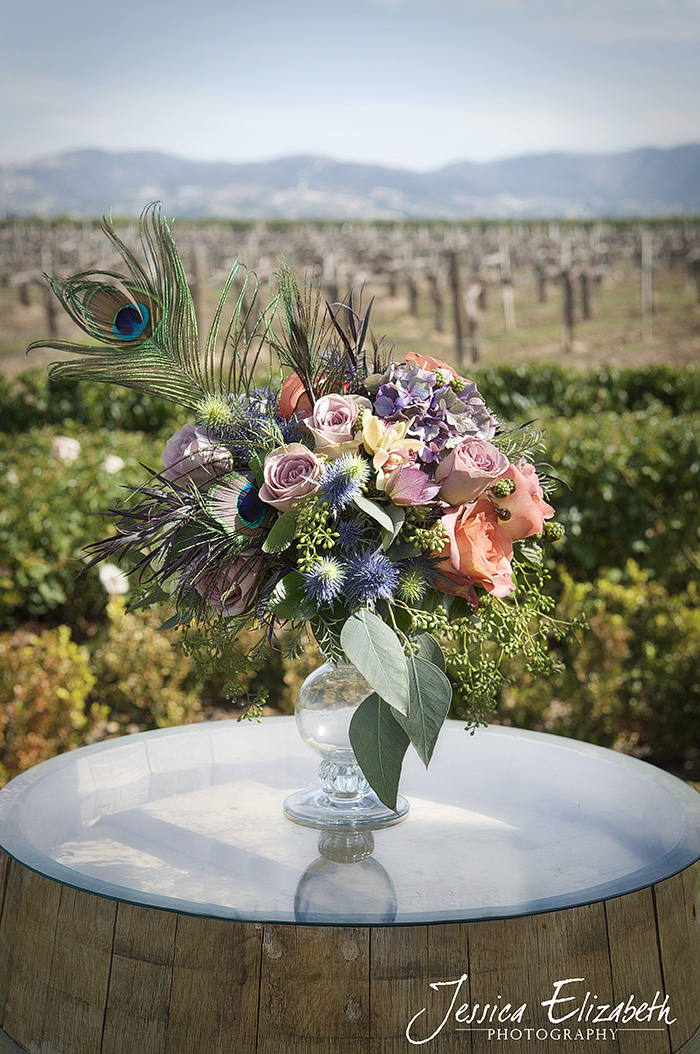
362,416,423,488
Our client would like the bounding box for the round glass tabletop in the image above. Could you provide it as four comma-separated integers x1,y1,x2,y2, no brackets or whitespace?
0,718,698,926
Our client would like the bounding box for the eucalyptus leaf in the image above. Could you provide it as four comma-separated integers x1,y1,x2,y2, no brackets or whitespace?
340,611,410,714
262,509,298,553
349,693,410,810
340,609,410,716
396,655,452,767
413,632,446,672
352,493,396,534
381,504,405,551
267,571,316,621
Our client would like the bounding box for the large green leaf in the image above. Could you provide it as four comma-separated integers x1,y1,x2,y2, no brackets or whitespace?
262,508,298,553
349,693,410,810
396,654,452,767
412,632,446,672
340,609,410,715
352,493,396,534
267,571,316,621
381,504,405,550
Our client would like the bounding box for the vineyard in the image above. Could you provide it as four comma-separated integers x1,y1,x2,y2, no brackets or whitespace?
0,218,698,787
2,218,700,375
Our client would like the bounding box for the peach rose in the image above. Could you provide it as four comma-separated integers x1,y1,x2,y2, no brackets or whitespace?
404,352,458,379
278,373,314,420
435,438,509,505
436,499,515,599
496,459,555,540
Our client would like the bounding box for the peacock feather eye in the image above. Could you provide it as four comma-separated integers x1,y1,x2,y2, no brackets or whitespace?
113,302,150,341
236,480,267,529
206,472,274,538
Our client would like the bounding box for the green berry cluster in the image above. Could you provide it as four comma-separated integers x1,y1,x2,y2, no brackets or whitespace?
491,477,516,499
544,520,565,541
295,501,339,572
406,521,449,553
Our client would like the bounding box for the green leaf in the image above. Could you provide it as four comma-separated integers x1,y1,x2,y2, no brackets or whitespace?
518,541,543,568
396,655,452,767
126,585,169,613
248,453,264,488
413,632,446,672
262,509,298,553
157,613,184,632
349,693,410,810
267,571,316,621
381,504,405,551
340,609,410,716
352,493,396,533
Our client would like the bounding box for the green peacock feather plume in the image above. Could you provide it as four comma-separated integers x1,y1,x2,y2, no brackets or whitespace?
28,203,277,411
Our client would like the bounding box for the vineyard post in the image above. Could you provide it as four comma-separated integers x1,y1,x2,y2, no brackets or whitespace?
560,233,573,353
641,228,653,343
499,232,516,332
448,250,468,368
40,240,59,339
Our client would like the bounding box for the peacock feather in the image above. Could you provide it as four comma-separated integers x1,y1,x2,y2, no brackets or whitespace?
28,203,277,411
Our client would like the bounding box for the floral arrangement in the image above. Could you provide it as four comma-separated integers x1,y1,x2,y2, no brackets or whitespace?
31,205,568,808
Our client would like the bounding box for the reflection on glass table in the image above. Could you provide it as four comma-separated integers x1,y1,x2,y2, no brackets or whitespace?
0,717,698,926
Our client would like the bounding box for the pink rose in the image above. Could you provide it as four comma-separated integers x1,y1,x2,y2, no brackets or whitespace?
496,459,555,540
436,499,515,599
435,438,509,506
194,552,262,617
278,373,314,420
162,424,233,488
259,444,322,512
304,394,371,457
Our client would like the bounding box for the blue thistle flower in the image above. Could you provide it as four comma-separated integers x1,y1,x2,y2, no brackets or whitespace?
336,518,370,553
302,556,347,607
345,549,400,608
318,454,370,512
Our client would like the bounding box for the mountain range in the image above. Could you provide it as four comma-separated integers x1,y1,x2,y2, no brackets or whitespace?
2,145,699,220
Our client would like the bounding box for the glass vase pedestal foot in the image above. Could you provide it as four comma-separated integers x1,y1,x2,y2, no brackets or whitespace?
284,661,410,830
284,748,409,829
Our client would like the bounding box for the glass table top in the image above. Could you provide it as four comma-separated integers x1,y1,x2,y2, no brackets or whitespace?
0,718,698,926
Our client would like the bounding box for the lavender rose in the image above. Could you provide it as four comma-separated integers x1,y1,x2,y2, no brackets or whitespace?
259,443,322,512
435,438,509,506
194,552,261,617
304,394,371,457
162,424,234,487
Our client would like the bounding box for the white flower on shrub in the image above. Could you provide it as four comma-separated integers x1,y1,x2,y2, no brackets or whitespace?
51,436,81,463
99,563,129,595
100,455,126,475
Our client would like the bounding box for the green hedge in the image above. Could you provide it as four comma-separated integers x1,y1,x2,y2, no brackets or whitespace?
500,563,700,767
544,409,700,591
0,427,166,629
472,362,700,420
0,371,179,434
2,363,699,434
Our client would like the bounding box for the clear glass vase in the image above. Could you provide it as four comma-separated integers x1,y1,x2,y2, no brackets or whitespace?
283,660,410,829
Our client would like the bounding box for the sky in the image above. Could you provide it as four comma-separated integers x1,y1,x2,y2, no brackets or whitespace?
2,0,700,171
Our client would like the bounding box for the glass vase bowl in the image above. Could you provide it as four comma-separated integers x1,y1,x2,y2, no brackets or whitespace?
283,661,410,830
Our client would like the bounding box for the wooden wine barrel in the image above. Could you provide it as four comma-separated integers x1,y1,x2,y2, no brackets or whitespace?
0,851,698,1053
1,720,699,1053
